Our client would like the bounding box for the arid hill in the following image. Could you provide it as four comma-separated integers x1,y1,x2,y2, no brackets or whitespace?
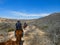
28,13,60,45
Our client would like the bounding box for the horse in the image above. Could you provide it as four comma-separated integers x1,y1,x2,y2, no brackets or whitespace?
15,30,23,45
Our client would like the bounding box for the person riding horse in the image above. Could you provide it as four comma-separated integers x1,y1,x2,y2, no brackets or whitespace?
23,22,28,29
15,21,23,44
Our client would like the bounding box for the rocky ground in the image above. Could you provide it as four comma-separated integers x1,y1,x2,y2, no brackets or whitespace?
0,25,60,45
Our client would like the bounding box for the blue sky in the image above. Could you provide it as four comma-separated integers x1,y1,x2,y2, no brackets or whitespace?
0,0,60,19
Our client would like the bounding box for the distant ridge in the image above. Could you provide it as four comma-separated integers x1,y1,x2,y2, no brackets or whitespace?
31,12,60,30
36,12,60,23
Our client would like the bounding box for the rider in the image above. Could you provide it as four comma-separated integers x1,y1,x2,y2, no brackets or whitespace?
23,22,28,29
16,21,22,30
15,21,23,37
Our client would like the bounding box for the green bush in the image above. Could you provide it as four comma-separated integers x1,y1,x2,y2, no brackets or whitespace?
8,28,14,32
41,25,48,29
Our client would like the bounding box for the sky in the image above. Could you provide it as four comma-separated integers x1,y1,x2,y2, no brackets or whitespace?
0,0,60,19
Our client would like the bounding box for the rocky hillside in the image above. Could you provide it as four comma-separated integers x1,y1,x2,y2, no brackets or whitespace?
29,13,60,45
31,13,60,31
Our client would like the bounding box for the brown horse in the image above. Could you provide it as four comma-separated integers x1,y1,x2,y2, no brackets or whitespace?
15,30,23,45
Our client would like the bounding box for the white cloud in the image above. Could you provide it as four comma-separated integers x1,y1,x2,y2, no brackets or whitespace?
11,11,50,17
0,10,50,19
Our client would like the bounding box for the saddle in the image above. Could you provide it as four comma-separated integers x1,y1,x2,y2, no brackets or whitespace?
15,30,23,37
